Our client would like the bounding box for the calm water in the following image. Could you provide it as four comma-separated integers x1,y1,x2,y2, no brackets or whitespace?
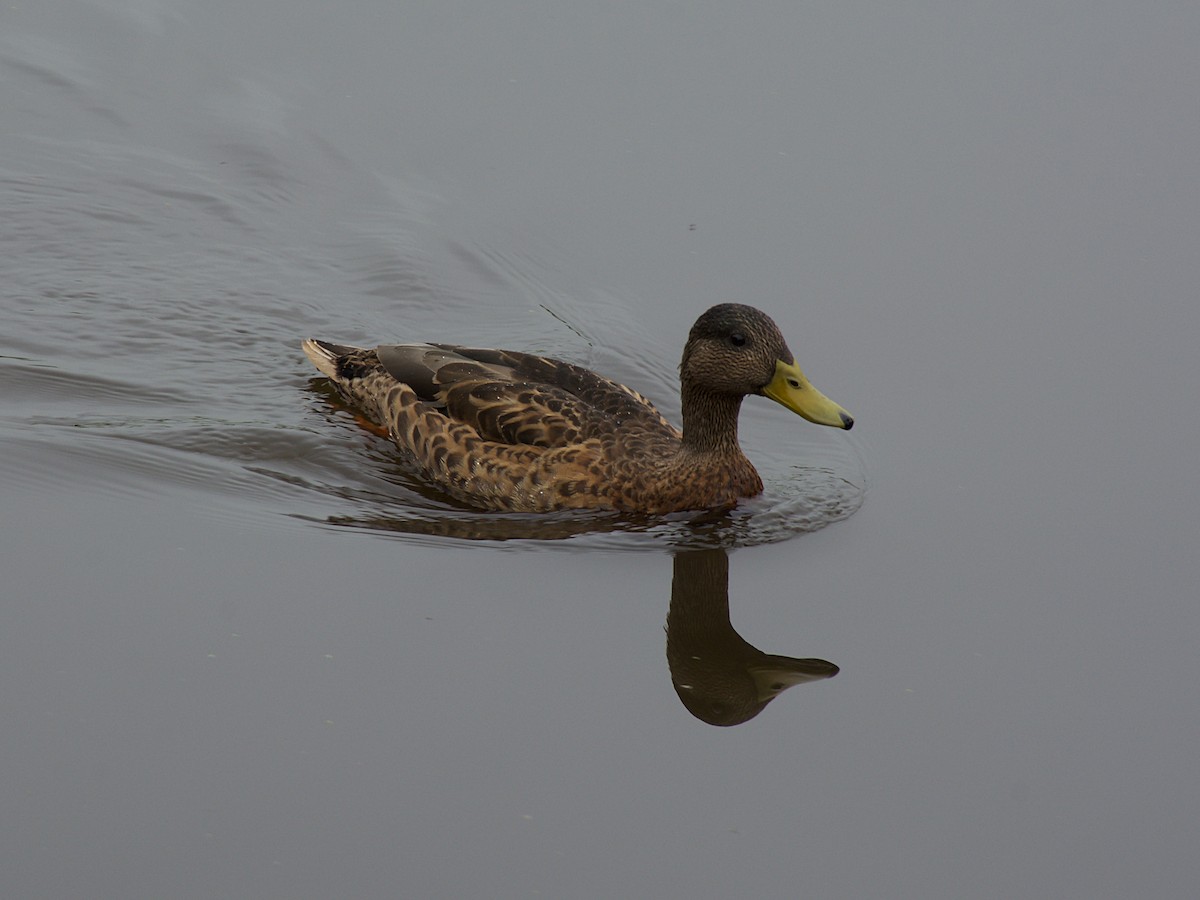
4,2,1199,898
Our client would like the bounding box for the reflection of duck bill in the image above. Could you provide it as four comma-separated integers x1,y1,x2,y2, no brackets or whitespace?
750,658,840,701
761,359,854,430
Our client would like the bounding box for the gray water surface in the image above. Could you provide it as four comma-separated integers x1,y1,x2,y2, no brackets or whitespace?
4,2,1199,898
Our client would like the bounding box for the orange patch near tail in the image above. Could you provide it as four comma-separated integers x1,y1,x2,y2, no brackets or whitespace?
352,413,391,439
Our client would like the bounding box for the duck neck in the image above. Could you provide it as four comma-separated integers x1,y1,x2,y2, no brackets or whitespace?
679,382,746,456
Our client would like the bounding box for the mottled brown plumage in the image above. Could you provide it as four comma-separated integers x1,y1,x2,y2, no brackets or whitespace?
302,303,853,514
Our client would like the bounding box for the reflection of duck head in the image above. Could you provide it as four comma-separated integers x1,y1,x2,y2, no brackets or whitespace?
666,549,838,726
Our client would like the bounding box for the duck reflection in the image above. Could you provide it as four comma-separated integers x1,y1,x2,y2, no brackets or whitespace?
667,549,838,726
306,497,840,725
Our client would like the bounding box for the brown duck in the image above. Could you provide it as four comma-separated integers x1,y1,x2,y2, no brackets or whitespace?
302,303,853,514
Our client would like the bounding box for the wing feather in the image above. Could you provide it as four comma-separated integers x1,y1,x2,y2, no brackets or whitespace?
373,343,679,447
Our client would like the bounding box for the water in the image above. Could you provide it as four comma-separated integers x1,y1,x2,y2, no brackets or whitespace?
4,2,1200,898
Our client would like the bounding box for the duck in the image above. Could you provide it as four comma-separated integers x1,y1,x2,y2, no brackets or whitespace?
301,303,853,515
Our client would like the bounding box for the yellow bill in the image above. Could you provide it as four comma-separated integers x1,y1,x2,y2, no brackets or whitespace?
762,359,854,430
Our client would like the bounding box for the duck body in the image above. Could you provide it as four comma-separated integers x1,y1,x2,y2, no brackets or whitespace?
302,304,852,515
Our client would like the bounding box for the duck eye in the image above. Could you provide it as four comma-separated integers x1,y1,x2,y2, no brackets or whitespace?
729,332,747,347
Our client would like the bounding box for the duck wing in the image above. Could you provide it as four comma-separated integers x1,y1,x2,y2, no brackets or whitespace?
375,343,680,448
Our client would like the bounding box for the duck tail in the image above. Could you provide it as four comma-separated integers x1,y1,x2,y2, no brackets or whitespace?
302,339,356,380
302,338,398,419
